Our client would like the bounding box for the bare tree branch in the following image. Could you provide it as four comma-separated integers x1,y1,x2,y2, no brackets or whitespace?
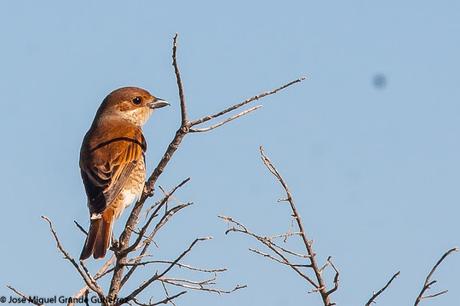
221,147,339,306
269,231,302,241
248,248,311,268
123,260,227,273
121,178,191,255
68,255,116,306
160,278,247,295
221,215,318,288
189,105,262,133
172,33,187,126
260,147,336,305
41,216,105,301
414,247,458,306
119,202,192,288
119,237,213,305
365,271,400,306
132,291,186,306
326,257,340,296
6,285,43,306
189,77,305,127
74,220,88,236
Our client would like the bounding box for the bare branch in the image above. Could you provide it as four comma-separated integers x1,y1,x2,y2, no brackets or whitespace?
189,77,305,127
269,231,302,241
326,257,340,296
259,146,335,305
161,278,247,295
120,203,192,288
220,215,318,288
221,148,339,305
69,255,115,306
190,105,262,133
6,285,43,306
414,247,458,306
145,178,190,217
120,237,212,304
41,216,105,300
132,291,187,306
421,290,448,299
172,33,187,126
74,220,88,236
249,248,311,268
365,271,400,306
123,259,227,273
122,178,191,255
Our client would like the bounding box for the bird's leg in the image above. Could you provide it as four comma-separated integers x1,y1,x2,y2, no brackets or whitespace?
111,234,120,252
144,183,154,197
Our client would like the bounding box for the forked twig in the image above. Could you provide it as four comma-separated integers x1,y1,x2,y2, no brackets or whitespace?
41,216,105,301
68,255,116,306
120,237,212,304
414,247,458,306
221,147,338,306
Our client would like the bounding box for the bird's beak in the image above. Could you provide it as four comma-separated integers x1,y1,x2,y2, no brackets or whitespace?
148,98,170,109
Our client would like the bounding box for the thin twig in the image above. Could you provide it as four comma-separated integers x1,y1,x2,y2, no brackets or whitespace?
121,178,191,255
221,148,338,306
172,33,187,126
119,237,212,305
269,231,302,241
6,285,43,306
120,203,192,288
326,257,340,296
414,247,458,306
189,77,305,127
41,216,105,301
123,260,227,273
160,281,179,306
365,271,400,306
68,255,115,306
221,216,318,288
132,291,186,306
259,147,334,306
249,248,311,268
190,105,262,132
160,278,247,295
74,220,88,236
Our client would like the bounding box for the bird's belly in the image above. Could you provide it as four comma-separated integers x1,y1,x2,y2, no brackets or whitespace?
112,159,146,219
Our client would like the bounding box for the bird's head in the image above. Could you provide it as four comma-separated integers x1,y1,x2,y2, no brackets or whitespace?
96,87,169,127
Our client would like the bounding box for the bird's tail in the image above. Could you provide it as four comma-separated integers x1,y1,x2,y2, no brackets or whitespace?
80,210,114,260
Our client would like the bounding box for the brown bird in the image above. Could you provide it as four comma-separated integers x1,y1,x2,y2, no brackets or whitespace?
79,87,169,260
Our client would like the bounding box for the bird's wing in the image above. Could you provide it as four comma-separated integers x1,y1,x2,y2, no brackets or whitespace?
81,131,146,215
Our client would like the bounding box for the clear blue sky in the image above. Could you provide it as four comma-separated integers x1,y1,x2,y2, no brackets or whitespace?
1,1,459,305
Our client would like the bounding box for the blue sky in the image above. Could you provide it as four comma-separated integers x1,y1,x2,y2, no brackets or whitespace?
1,1,459,305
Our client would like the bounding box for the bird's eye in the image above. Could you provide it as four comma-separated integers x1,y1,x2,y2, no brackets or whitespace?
132,97,142,105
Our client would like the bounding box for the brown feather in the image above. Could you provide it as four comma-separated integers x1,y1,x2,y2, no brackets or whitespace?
80,123,146,216
93,209,115,259
80,219,102,260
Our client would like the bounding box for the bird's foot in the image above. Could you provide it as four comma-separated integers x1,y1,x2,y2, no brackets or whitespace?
144,184,154,197
111,235,120,251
